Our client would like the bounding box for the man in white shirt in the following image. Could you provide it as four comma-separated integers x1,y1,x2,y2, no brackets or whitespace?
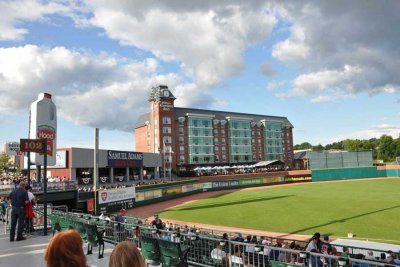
211,243,227,261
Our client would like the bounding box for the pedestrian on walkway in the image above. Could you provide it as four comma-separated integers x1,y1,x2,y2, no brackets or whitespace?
9,181,29,241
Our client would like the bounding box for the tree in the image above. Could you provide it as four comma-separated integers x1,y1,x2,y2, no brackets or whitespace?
294,142,313,150
377,135,396,162
312,144,324,151
325,141,344,150
0,153,11,175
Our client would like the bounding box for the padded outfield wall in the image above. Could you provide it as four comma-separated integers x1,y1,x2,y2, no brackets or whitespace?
311,166,400,181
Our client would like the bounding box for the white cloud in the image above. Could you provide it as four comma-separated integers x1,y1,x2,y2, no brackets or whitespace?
333,124,400,142
280,65,363,99
211,99,229,107
83,1,277,87
0,45,212,131
0,0,71,41
273,1,400,101
310,95,338,103
272,40,309,62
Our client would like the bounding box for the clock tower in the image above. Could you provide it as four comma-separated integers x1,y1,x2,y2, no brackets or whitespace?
148,85,176,178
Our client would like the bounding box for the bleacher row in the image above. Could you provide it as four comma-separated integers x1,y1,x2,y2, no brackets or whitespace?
48,210,398,267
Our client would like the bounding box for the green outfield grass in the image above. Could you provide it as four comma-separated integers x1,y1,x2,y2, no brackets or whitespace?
160,178,400,244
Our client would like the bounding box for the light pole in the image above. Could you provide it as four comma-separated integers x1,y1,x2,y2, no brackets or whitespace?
163,143,166,179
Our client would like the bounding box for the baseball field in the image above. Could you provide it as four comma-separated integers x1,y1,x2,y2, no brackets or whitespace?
159,178,400,244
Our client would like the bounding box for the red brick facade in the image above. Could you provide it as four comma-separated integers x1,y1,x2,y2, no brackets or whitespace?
134,85,294,174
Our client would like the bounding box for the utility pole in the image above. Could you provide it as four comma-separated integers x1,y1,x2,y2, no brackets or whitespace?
94,128,99,215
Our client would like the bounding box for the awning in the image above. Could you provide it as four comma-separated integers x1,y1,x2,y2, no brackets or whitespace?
253,160,284,167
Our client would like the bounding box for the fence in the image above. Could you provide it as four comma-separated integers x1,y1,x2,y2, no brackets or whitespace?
44,209,399,267
308,151,373,170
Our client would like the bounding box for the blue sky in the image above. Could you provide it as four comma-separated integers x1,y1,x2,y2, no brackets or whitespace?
0,1,399,151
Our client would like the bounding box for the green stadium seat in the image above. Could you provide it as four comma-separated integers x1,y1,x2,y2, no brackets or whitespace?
157,238,189,267
139,235,161,266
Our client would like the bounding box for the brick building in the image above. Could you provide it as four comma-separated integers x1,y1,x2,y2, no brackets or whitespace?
135,85,294,175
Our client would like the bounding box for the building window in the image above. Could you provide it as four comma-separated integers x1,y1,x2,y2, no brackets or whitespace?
221,139,226,145
179,127,184,135
163,136,172,144
222,146,226,152
163,127,171,134
215,155,219,162
179,137,184,144
179,155,185,163
179,146,184,153
222,155,227,162
214,138,218,145
164,155,172,162
162,117,171,124
214,129,218,135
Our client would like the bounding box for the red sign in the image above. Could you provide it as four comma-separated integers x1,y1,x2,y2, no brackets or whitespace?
37,125,55,156
20,139,45,153
16,150,25,156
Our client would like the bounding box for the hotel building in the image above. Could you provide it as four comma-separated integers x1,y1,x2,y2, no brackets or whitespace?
135,85,294,174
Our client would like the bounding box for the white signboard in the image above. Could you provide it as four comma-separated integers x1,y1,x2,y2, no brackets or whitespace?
5,142,21,156
98,187,136,204
23,150,67,169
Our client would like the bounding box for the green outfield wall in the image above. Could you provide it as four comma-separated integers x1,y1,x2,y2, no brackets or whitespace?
134,175,287,206
311,166,400,181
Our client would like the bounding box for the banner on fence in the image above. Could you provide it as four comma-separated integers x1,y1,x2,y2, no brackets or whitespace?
97,187,136,214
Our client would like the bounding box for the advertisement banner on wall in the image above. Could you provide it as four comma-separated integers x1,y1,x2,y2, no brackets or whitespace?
161,186,182,196
97,187,136,213
203,182,213,189
23,150,67,169
239,178,263,185
262,177,284,183
182,183,203,193
238,176,283,185
284,176,312,182
212,180,240,188
107,150,143,168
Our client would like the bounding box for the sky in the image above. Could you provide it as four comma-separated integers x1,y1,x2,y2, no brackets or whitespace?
0,0,399,151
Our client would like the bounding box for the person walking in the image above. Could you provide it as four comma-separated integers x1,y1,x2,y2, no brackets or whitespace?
9,181,29,241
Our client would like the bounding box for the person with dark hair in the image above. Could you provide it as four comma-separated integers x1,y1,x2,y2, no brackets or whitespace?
151,214,164,230
222,232,229,240
9,181,29,241
109,241,145,267
44,229,88,267
306,236,319,252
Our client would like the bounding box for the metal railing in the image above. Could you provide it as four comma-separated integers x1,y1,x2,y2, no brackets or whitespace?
41,210,399,267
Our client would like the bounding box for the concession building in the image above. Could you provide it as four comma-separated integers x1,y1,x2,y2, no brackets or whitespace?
23,147,161,185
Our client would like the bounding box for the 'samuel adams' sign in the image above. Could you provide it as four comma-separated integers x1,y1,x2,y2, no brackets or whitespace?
107,150,143,168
